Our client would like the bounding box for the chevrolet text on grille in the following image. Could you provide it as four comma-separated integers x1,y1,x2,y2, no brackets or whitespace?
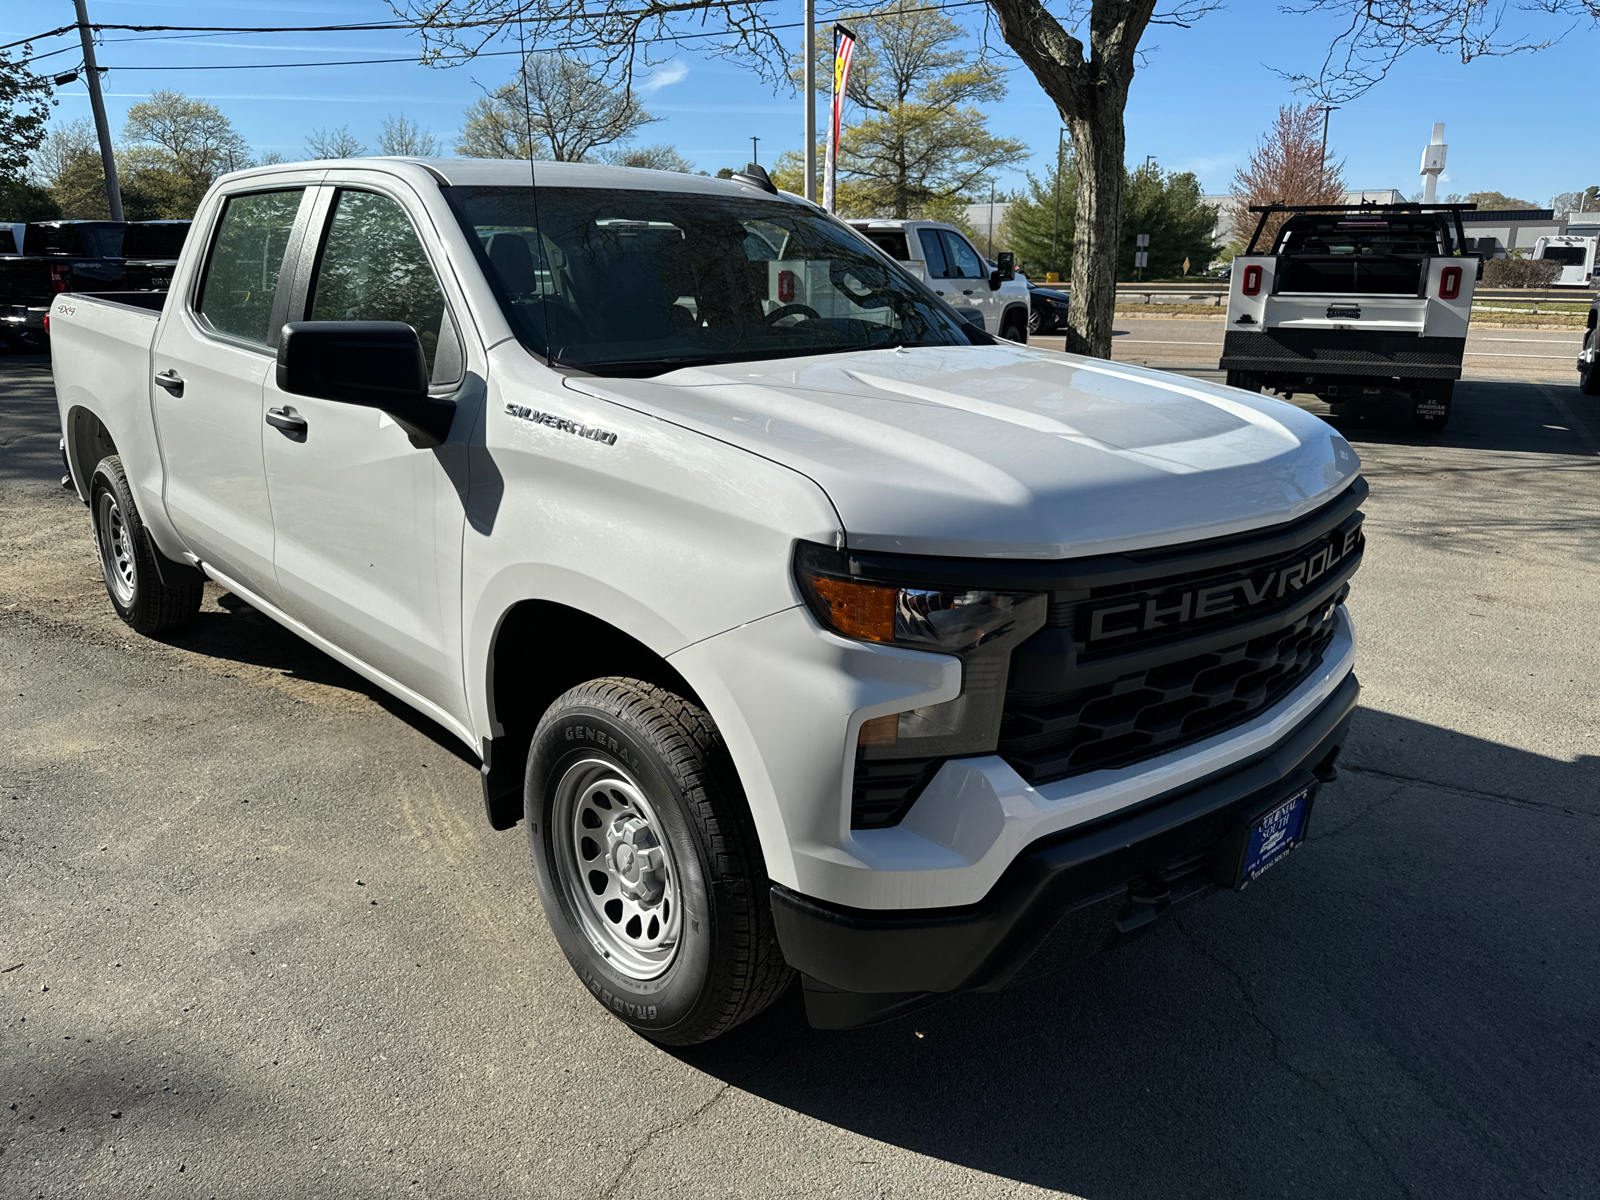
1086,525,1363,642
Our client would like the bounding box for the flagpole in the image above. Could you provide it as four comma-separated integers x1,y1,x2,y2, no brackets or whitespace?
803,0,816,202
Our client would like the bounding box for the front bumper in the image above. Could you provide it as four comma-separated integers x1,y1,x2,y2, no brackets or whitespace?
771,668,1359,1029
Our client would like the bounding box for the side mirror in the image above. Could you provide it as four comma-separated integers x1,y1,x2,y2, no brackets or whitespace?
996,251,1016,280
956,308,986,329
276,320,454,447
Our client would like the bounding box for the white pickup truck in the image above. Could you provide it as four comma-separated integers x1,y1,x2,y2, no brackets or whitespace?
847,218,1031,342
51,157,1365,1044
1222,203,1479,431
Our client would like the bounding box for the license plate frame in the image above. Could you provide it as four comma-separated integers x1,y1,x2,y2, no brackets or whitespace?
1211,784,1316,891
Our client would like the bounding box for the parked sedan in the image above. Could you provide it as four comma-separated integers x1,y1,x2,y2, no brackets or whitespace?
1028,281,1072,333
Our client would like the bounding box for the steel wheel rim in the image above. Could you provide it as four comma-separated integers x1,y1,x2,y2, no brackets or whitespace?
551,755,683,980
96,491,136,607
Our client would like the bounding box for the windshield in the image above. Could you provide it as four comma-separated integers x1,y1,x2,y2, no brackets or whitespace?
445,186,975,375
1276,219,1446,257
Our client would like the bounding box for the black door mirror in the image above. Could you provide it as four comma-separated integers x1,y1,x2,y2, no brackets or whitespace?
989,251,1016,289
276,321,454,447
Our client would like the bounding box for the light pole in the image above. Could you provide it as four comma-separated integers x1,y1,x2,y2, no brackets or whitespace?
987,180,996,257
74,0,123,222
803,0,816,201
750,136,760,167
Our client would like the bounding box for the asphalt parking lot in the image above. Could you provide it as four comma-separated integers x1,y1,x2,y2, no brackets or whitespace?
3,335,1597,1200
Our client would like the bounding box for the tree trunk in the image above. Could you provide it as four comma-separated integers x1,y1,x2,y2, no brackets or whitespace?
1064,98,1126,358
984,0,1153,359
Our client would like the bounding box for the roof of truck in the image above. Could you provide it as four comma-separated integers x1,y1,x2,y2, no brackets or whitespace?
213,157,814,206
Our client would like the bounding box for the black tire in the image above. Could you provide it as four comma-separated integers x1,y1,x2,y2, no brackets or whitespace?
525,677,792,1045
90,456,203,634
1580,330,1600,397
999,311,1028,344
1225,371,1260,392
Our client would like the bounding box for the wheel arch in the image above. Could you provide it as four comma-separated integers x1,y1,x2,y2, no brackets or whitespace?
478,598,705,830
65,405,119,504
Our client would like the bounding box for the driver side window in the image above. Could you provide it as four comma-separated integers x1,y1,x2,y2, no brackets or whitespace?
940,231,985,280
307,189,464,386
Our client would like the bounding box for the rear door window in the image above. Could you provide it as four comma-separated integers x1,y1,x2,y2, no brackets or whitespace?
306,189,462,384
195,189,304,346
862,231,909,260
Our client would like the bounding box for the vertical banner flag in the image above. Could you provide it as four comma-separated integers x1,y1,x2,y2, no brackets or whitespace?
824,23,856,213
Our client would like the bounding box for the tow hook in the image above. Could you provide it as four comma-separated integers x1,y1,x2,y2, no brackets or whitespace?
1313,745,1342,784
1115,876,1173,935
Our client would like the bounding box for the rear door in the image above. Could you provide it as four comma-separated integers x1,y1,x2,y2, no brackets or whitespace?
150,183,315,598
260,180,472,717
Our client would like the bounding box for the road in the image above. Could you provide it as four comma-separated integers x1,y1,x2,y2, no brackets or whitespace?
3,336,1597,1200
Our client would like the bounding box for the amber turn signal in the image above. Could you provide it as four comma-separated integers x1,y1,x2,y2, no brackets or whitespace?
804,575,896,642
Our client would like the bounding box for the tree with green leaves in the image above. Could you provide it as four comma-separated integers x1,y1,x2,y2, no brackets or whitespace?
998,152,1077,279
794,1,1026,219
120,91,252,217
1119,163,1216,278
0,44,54,183
457,55,655,162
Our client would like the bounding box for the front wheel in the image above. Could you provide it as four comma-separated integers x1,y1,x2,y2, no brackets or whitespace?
525,678,792,1045
90,456,203,634
999,312,1028,344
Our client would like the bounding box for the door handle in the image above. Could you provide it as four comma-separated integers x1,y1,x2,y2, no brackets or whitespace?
962,289,975,295
153,369,184,396
934,289,945,295
266,405,308,439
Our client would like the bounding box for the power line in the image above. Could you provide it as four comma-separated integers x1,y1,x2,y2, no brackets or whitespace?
31,0,991,74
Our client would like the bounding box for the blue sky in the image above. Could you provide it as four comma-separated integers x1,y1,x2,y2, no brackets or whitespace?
8,0,1597,204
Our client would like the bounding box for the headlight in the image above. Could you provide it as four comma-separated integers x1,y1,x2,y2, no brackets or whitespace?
795,542,1048,827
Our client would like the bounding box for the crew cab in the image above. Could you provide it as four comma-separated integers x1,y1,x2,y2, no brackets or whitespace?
848,218,1030,342
1,219,188,350
50,158,1364,1043
1221,203,1480,431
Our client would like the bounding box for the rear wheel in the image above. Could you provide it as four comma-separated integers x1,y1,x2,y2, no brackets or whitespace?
90,456,203,634
526,678,792,1045
1580,331,1600,397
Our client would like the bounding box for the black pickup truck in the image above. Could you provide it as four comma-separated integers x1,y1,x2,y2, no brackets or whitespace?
1,219,188,351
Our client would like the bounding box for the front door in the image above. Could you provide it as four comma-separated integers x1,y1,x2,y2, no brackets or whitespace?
260,183,471,719
917,227,994,331
150,185,311,599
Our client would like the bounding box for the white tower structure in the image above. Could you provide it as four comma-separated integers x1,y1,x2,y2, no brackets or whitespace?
1419,123,1447,204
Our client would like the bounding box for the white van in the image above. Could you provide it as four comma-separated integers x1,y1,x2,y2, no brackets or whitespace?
1533,235,1597,287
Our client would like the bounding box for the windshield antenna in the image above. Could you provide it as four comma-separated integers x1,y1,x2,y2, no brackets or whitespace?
512,6,554,367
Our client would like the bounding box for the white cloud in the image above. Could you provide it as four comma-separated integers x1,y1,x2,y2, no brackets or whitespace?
639,61,689,93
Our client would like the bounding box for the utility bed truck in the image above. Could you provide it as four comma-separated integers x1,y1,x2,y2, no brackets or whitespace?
50,158,1364,1043
1221,203,1479,431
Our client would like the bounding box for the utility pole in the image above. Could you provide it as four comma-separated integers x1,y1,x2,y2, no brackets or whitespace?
1318,105,1339,161
1419,123,1446,205
750,136,760,167
803,0,816,201
1050,128,1065,281
75,0,123,222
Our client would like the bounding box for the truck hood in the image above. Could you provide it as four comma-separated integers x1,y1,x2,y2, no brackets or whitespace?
565,343,1360,558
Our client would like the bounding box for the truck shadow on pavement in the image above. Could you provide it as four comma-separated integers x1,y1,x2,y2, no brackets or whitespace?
1293,377,1598,457
674,708,1599,1200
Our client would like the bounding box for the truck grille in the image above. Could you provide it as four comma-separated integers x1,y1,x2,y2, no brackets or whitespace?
998,600,1343,784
